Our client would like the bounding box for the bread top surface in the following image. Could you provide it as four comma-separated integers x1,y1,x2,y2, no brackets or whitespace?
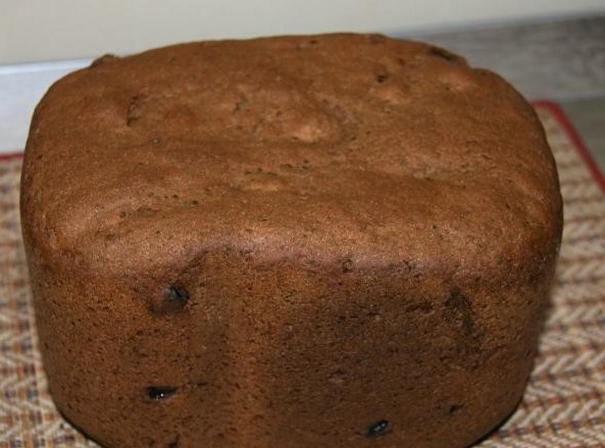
22,33,562,277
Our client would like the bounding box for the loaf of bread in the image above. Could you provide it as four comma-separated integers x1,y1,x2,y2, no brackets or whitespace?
21,34,563,448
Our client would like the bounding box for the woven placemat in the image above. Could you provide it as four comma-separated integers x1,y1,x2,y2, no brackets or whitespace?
0,101,603,448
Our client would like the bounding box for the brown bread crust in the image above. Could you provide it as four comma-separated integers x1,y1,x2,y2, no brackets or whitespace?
21,33,562,448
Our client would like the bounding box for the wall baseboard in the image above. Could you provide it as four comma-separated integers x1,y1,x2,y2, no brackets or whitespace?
0,59,91,153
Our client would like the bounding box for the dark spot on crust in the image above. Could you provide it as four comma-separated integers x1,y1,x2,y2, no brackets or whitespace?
342,259,354,273
364,419,390,437
376,74,388,83
149,285,190,315
309,39,318,45
449,404,463,414
428,46,458,62
127,94,144,126
147,386,177,400
405,301,434,314
328,368,346,384
167,285,189,303
444,288,483,356
444,288,475,338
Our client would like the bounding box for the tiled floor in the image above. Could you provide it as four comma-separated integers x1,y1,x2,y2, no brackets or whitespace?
410,16,605,172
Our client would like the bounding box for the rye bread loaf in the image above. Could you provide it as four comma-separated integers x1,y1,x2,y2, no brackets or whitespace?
20,33,563,448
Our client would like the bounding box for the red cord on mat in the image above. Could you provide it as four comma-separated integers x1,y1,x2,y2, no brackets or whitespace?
0,152,23,161
533,100,605,192
2,101,604,193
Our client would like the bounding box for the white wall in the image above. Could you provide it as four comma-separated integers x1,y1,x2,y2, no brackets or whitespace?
1,0,604,64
